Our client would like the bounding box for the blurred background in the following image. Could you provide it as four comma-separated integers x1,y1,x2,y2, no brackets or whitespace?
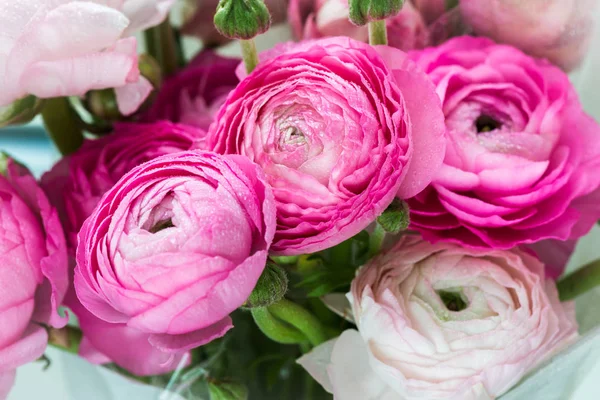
2,6,600,400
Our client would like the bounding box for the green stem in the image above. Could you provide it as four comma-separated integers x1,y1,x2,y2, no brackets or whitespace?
557,259,600,301
268,299,328,347
251,307,308,344
241,39,259,74
368,223,386,259
151,19,179,77
41,98,84,155
368,20,388,46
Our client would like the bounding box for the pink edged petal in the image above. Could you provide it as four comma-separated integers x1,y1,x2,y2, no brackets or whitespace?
122,0,176,36
115,76,153,116
374,48,446,199
0,370,15,399
22,37,139,99
327,330,395,399
0,324,47,371
148,316,233,353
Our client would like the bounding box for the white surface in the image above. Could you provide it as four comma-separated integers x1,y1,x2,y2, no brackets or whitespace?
5,14,600,400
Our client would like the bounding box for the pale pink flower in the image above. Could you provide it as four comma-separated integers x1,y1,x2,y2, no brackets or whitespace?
0,0,175,115
299,236,578,400
460,0,599,71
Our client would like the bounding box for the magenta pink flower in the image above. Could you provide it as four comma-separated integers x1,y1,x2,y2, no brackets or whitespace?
208,37,446,255
407,37,600,259
300,235,578,399
42,122,204,252
0,158,68,398
289,0,430,51
0,0,175,115
75,151,276,353
460,0,598,71
143,51,240,131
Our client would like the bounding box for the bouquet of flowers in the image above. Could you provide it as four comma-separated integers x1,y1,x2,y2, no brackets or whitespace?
1,1,600,399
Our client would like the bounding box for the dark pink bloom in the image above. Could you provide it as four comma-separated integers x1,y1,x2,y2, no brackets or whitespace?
42,121,203,252
143,51,240,131
209,37,446,255
75,151,276,353
407,37,600,269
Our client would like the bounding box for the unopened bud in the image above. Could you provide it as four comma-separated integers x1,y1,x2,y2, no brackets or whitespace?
214,0,271,40
377,198,410,234
244,263,288,308
349,0,405,26
0,95,44,128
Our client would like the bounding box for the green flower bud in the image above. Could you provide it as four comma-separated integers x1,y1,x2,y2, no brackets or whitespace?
0,152,10,176
377,198,410,234
244,263,288,308
208,380,248,400
0,95,45,128
214,0,271,40
349,0,405,26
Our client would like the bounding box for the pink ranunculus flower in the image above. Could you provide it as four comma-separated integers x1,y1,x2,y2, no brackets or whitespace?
407,37,600,267
75,151,276,353
0,158,68,399
143,51,240,131
0,0,175,115
208,37,446,255
42,121,204,252
460,0,599,71
289,0,430,51
299,235,578,400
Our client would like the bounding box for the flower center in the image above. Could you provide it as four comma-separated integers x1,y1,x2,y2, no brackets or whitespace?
437,289,469,312
280,124,306,146
148,218,174,233
475,114,501,133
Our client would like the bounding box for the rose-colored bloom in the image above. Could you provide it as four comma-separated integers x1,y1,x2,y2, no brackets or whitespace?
181,0,289,45
143,51,240,131
75,151,276,353
0,0,175,114
64,287,188,376
407,37,600,264
42,121,203,252
412,0,447,24
299,236,578,400
289,0,429,51
208,37,446,255
460,0,599,71
0,159,68,399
